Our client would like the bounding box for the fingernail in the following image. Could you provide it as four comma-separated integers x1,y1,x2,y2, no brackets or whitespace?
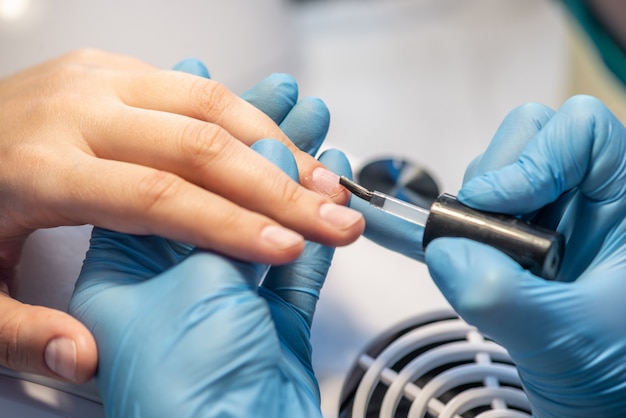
312,167,342,196
320,203,363,229
45,337,77,382
261,225,304,249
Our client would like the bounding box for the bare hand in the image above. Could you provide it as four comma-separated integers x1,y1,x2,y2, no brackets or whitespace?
0,49,364,382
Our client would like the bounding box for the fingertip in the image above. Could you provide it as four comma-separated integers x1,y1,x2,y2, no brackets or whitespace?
317,148,352,178
358,201,425,261
462,153,483,183
0,300,97,383
242,73,298,124
303,150,350,204
44,331,97,384
209,224,304,266
456,174,497,207
266,73,298,90
477,102,554,175
260,225,305,257
172,58,210,79
251,138,299,182
41,314,97,383
249,141,363,249
262,73,298,99
282,97,331,156
560,94,608,116
505,102,554,129
70,329,98,383
319,202,365,233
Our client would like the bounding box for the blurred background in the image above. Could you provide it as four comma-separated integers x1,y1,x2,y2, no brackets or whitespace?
1,0,625,416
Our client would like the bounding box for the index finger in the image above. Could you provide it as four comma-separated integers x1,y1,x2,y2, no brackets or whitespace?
459,96,626,213
464,102,554,181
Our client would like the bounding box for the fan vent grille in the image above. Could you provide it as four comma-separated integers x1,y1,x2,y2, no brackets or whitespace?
339,311,531,418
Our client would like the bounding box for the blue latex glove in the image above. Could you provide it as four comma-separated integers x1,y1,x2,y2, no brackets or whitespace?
173,59,330,157
69,63,342,417
361,95,626,417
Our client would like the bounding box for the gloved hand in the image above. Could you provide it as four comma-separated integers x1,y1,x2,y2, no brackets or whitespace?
360,95,626,417
70,64,351,416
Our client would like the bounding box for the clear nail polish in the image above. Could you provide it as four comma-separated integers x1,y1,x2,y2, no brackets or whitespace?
44,337,77,382
261,225,303,249
319,203,363,229
312,167,342,196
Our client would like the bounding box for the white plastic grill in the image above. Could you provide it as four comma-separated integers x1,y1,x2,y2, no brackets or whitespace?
339,311,531,418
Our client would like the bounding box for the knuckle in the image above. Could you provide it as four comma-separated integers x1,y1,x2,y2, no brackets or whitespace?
506,102,553,132
206,205,241,237
191,78,234,122
0,311,25,371
63,48,103,63
274,176,304,211
178,122,231,171
33,65,97,116
135,170,182,213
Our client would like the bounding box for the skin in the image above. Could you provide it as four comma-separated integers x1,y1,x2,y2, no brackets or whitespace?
0,49,364,382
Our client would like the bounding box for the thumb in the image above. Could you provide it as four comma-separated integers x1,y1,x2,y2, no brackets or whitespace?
425,237,576,353
0,293,97,383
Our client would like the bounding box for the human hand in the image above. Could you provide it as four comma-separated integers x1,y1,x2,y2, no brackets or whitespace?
69,137,350,417
423,96,626,417
0,49,361,268
0,52,362,382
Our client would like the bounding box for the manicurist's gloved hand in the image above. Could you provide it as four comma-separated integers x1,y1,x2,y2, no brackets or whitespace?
71,140,349,417
69,67,352,415
71,145,349,418
422,96,626,417
70,141,350,417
